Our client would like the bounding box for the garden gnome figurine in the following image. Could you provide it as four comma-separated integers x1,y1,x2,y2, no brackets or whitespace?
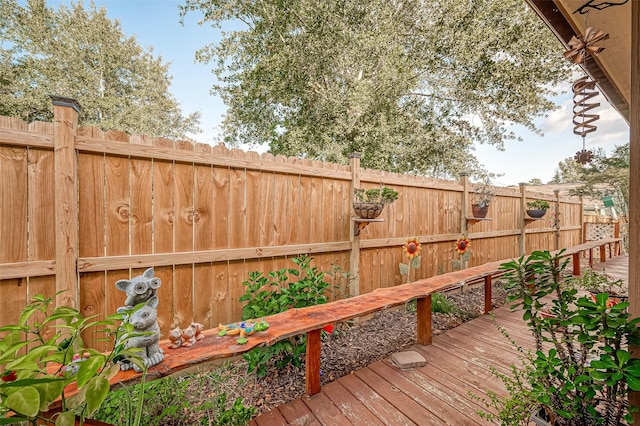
115,268,164,371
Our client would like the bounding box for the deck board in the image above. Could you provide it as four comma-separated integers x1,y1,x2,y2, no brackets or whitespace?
254,255,629,425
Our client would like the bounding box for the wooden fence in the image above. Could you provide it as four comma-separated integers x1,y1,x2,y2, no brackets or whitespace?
0,99,583,349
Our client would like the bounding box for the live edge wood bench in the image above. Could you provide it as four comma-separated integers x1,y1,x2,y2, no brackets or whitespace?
83,238,624,400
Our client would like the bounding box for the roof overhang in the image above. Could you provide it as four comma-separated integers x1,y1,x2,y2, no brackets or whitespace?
526,0,631,124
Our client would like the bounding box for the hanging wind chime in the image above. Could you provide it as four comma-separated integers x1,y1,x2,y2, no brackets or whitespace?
563,26,609,164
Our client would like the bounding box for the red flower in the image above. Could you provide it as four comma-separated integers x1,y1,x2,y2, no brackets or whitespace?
456,237,470,255
1,370,17,382
403,238,422,260
322,324,334,334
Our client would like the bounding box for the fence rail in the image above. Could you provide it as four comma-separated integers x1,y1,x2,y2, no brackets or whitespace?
0,100,583,349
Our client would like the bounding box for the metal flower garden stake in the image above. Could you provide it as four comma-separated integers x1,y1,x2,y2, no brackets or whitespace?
399,238,421,283
453,236,471,270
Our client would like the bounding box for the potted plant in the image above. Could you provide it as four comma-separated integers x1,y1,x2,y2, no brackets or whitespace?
526,199,550,219
353,186,398,219
569,268,628,307
471,181,494,218
477,250,640,425
0,291,145,426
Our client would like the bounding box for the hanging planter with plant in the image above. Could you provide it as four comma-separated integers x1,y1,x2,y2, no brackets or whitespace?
471,181,494,218
353,186,398,219
526,199,550,218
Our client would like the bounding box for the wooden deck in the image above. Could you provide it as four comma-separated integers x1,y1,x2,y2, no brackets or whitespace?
252,255,630,426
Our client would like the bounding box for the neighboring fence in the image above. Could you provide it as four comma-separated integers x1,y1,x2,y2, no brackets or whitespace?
0,100,583,349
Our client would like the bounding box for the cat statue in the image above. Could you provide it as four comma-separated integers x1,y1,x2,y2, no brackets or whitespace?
115,267,162,307
118,296,164,372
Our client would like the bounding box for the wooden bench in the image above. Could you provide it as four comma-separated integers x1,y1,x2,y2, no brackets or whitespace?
55,239,626,403
550,237,622,276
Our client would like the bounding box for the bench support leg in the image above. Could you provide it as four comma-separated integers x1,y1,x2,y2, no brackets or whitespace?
484,275,493,314
572,253,581,276
305,329,321,396
416,295,432,345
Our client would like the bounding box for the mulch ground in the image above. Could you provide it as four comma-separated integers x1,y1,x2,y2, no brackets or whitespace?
176,282,508,422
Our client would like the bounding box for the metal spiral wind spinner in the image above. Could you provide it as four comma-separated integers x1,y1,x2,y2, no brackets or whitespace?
563,23,609,165
572,76,600,164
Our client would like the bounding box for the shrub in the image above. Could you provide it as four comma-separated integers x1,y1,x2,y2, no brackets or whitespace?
239,255,330,377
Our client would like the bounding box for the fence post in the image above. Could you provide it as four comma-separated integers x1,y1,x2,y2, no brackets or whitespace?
519,183,527,256
459,174,469,269
554,189,561,251
460,173,469,236
581,195,585,244
51,96,80,308
349,153,361,297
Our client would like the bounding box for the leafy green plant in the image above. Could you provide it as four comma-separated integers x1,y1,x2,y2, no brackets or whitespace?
325,264,355,301
239,255,330,377
95,366,256,426
206,394,256,425
94,374,188,425
354,186,398,204
472,181,494,208
489,250,640,425
431,293,457,314
526,199,550,210
566,268,627,298
0,291,145,426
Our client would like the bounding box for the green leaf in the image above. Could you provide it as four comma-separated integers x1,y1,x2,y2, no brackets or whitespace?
34,379,66,411
625,374,640,391
399,263,410,275
55,411,75,426
76,355,105,389
84,376,110,415
5,386,40,417
616,349,630,366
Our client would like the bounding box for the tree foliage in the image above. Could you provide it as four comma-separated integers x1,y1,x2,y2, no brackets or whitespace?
553,144,629,217
181,0,570,177
577,144,630,217
549,156,589,184
0,0,200,138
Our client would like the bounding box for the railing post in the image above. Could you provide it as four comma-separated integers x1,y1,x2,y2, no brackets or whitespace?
416,295,432,345
600,244,607,263
51,96,80,309
349,153,361,297
519,183,527,256
484,275,493,314
573,253,581,276
305,329,321,396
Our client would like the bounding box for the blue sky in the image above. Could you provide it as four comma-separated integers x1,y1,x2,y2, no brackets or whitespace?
48,0,630,186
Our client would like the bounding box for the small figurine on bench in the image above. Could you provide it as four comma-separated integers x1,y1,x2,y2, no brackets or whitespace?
217,319,269,345
167,322,205,349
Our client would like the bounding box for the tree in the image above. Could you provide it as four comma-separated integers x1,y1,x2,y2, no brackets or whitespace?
180,0,570,177
0,0,200,139
577,144,630,218
528,178,544,186
549,157,587,183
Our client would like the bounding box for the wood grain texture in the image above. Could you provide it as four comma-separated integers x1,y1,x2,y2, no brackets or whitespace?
52,104,79,308
305,329,321,396
0,110,29,327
